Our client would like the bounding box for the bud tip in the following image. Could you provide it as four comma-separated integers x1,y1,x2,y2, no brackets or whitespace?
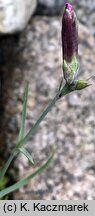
65,3,73,13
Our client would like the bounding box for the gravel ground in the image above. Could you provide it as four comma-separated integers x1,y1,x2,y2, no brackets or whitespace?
0,15,95,200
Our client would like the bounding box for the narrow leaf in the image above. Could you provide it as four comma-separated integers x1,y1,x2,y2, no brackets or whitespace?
58,78,63,92
19,147,34,164
17,93,59,148
17,82,28,144
0,152,54,199
0,151,16,180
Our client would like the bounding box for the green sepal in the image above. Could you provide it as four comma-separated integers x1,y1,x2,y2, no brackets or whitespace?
63,55,79,85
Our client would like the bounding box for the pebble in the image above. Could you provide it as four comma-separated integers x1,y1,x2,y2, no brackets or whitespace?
0,0,37,33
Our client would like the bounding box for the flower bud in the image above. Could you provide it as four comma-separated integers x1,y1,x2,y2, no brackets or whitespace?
75,80,91,90
62,3,79,84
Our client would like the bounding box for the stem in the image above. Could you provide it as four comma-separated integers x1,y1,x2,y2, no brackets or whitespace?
17,92,60,148
17,84,71,148
0,84,71,179
0,92,59,179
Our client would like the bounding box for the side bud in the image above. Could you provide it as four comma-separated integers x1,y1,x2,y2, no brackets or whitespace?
62,3,79,85
75,80,91,90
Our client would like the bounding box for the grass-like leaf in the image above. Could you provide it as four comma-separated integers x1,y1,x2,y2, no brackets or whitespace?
17,85,72,148
0,83,29,180
17,93,60,148
19,147,34,164
17,82,28,145
0,152,54,199
0,151,16,180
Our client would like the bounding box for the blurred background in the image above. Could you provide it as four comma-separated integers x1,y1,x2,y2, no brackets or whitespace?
0,0,95,199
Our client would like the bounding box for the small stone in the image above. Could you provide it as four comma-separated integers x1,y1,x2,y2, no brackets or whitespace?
0,0,37,34
68,93,81,107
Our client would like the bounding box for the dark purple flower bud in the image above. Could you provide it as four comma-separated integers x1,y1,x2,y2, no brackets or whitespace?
62,2,78,62
61,3,79,84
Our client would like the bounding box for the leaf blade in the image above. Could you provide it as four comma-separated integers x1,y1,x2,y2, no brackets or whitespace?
0,152,54,199
17,82,28,144
19,147,34,164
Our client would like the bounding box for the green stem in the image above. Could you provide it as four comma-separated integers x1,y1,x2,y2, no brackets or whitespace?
17,84,71,148
17,92,60,148
0,84,71,180
0,92,59,180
